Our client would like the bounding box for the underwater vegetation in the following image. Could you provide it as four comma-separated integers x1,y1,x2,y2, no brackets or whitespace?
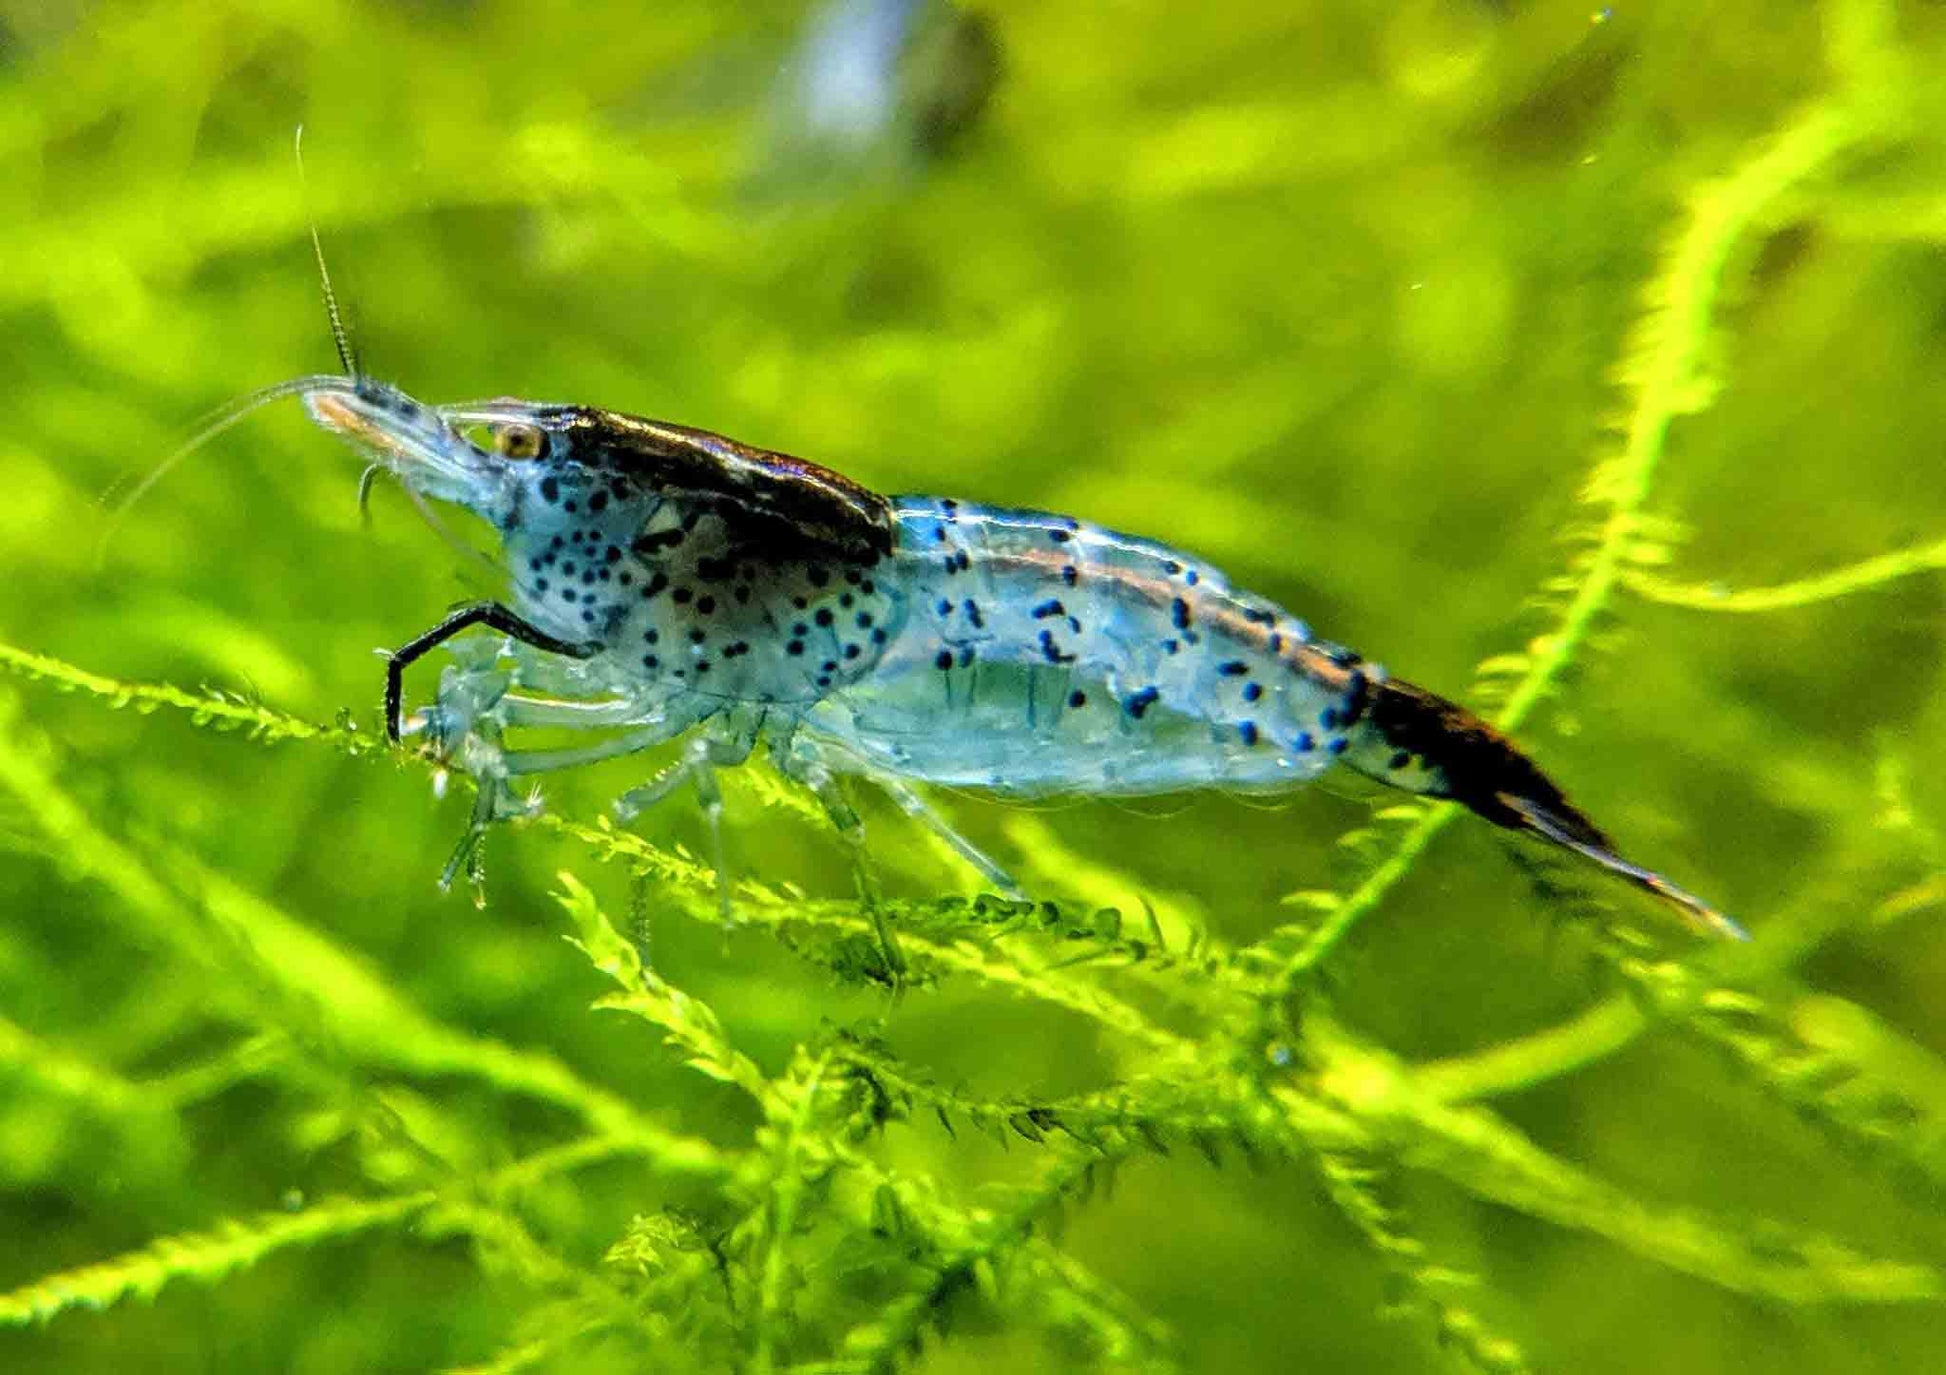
4,0,1946,1371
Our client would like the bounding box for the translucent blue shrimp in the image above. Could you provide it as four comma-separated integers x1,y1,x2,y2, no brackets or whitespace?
288,374,1744,942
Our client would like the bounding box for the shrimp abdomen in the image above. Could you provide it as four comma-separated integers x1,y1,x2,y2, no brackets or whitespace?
802,498,1375,794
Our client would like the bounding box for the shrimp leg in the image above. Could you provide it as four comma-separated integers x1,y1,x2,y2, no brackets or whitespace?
493,693,660,730
386,601,601,742
775,736,1022,987
869,774,1023,897
405,659,673,760
779,734,1022,896
437,719,693,892
782,754,907,987
615,725,758,920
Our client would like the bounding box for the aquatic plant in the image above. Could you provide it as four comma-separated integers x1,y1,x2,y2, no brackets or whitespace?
3,1,1945,1371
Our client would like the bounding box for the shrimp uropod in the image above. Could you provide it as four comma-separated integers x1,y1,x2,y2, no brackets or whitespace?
271,370,1746,944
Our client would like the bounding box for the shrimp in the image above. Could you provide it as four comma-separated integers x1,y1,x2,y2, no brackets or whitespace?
281,373,1745,943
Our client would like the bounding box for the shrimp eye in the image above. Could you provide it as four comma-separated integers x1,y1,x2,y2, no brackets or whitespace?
493,423,546,460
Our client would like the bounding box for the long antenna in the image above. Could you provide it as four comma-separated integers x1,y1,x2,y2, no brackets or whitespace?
294,124,358,378
94,373,355,565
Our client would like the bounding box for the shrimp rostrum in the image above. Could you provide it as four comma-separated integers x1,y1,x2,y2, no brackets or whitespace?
293,374,1744,942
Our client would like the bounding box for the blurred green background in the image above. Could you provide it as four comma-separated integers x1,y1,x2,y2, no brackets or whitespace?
5,0,1946,1371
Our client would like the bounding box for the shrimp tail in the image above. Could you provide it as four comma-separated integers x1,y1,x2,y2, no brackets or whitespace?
1347,678,1748,941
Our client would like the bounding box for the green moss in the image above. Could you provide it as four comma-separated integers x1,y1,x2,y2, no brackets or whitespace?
5,1,1946,1371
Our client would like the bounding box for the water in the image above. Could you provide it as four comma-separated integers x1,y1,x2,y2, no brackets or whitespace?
2,2,1943,1372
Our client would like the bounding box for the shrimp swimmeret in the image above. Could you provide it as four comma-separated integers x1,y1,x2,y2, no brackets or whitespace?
240,371,1742,943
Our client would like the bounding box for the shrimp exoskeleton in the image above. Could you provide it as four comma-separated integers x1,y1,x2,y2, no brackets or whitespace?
283,374,1745,944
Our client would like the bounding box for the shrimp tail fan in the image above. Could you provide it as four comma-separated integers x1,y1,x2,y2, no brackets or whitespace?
1348,678,1748,941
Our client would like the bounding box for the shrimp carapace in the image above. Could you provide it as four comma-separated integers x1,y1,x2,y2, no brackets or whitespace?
527,405,895,564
